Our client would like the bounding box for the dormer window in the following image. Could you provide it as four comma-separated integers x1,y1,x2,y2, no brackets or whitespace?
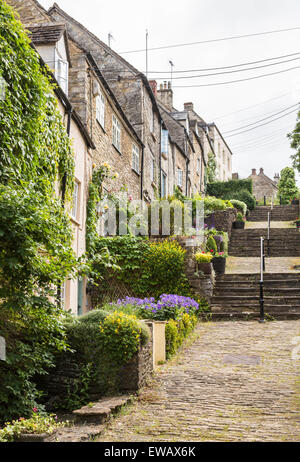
56,58,68,95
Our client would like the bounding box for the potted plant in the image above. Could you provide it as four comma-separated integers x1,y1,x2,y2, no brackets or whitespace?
291,198,299,205
295,218,300,229
233,212,245,229
212,251,227,275
195,252,213,274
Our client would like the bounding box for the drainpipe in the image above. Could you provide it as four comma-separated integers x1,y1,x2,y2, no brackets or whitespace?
61,106,73,207
140,145,144,200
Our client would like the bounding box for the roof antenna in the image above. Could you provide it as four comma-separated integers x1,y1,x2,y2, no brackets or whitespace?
169,60,174,85
108,32,114,48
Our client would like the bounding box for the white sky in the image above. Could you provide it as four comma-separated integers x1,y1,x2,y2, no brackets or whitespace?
40,0,300,184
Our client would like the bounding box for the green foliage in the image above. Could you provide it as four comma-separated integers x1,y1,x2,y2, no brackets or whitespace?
229,189,256,211
206,235,217,254
0,0,78,422
195,252,213,263
165,313,198,359
206,152,217,183
288,110,300,172
207,179,256,211
207,179,253,196
202,196,233,215
0,411,69,442
277,167,299,204
230,199,247,216
236,212,244,222
92,237,191,301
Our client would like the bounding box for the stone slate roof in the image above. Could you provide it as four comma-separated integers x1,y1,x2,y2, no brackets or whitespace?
27,22,66,44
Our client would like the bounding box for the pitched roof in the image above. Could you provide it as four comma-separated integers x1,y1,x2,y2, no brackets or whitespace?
159,104,188,157
27,22,66,44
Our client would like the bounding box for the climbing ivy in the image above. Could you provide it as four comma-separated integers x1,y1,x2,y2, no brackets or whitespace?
0,0,78,422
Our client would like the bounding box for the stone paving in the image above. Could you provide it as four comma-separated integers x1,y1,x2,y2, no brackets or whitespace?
97,321,300,442
226,256,300,274
246,221,295,229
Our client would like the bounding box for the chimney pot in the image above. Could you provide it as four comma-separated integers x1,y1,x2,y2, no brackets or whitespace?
184,102,194,111
259,168,264,174
149,80,157,98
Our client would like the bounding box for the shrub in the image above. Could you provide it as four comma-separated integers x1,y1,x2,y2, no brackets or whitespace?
206,235,217,254
228,190,256,211
207,179,253,197
165,313,198,359
277,167,299,204
203,196,232,214
230,199,247,216
195,252,213,263
236,212,244,222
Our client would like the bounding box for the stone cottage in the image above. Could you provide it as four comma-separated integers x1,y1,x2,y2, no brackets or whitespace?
248,168,279,202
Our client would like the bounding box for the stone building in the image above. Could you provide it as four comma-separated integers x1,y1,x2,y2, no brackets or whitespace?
248,168,279,202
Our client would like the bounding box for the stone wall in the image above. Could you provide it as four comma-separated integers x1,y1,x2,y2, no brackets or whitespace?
205,208,237,238
38,325,153,410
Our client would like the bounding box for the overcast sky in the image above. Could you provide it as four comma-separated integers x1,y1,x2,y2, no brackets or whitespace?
40,0,300,184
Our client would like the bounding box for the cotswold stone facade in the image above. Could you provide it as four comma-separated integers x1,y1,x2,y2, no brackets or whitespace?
249,168,278,201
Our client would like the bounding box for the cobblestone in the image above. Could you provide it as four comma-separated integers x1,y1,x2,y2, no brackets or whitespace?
96,321,300,442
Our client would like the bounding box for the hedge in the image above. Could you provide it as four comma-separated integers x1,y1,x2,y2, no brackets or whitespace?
207,179,253,197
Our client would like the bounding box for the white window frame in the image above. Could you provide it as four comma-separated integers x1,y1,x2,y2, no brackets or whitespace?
55,57,68,95
112,114,121,152
177,168,183,188
132,144,140,174
161,129,169,155
96,92,105,128
71,180,79,221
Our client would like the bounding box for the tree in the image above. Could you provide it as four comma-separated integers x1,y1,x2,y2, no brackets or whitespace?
288,110,300,172
277,167,299,204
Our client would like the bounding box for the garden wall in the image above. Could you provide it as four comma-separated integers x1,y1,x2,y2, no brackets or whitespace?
204,208,237,238
38,323,153,410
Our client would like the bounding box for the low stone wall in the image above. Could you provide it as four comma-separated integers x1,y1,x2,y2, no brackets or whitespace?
205,208,237,238
37,324,153,410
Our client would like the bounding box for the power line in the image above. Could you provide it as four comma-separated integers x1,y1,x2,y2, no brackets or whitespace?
119,26,300,54
223,102,300,134
173,65,300,88
145,51,300,74
230,125,292,149
151,56,300,80
226,108,299,138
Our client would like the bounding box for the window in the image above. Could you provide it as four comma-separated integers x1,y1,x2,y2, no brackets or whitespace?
177,168,183,188
161,171,167,198
71,181,79,220
112,115,121,152
132,144,140,173
56,58,68,95
96,92,105,128
161,129,169,155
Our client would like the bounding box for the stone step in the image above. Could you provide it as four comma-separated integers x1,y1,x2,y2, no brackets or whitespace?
215,279,300,287
211,312,300,320
211,295,300,305
213,288,300,296
211,304,300,313
72,395,133,424
216,273,300,280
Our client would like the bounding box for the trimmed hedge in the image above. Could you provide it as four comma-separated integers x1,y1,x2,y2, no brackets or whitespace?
207,179,253,196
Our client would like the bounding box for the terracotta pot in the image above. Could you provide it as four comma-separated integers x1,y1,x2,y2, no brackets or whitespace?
212,257,226,275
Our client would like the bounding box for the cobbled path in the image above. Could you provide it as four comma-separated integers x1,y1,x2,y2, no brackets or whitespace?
97,321,300,442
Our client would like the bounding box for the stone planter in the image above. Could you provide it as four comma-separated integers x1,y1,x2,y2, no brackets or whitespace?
212,257,226,275
233,221,245,229
197,262,213,275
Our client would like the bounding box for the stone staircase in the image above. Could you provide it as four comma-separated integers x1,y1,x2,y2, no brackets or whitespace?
210,204,300,320
229,228,300,257
248,204,298,222
211,273,300,320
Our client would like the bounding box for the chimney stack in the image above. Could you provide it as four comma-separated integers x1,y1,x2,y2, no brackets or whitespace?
251,168,257,175
259,168,264,174
184,102,194,112
149,80,157,98
157,81,173,111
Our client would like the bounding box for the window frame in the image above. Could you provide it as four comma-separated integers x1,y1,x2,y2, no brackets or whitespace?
177,168,183,188
55,57,68,95
71,180,80,221
96,92,105,129
132,143,140,174
112,114,121,152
